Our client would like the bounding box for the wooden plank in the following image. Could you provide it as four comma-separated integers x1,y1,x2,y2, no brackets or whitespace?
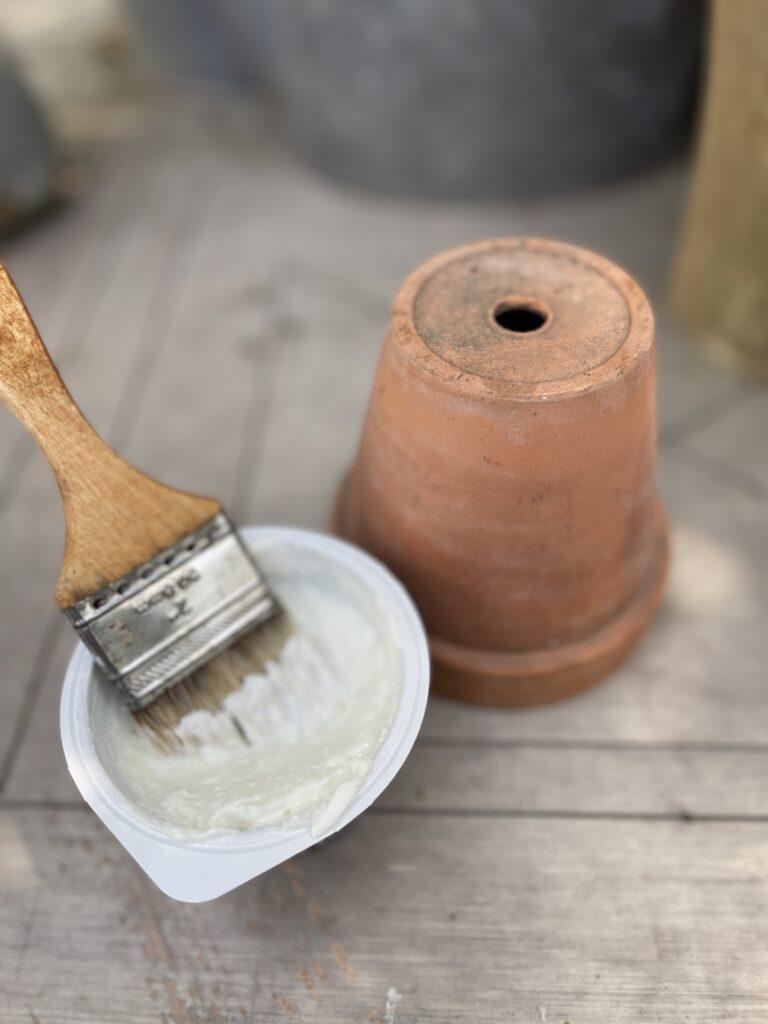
655,313,754,446
380,741,768,818
0,140,157,502
681,388,768,495
9,728,768,818
2,808,768,1022
0,627,77,801
244,264,379,528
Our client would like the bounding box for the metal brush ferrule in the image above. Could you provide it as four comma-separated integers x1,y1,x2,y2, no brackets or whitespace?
64,513,279,710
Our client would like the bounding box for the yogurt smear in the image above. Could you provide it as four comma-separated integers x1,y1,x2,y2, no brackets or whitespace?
96,541,403,840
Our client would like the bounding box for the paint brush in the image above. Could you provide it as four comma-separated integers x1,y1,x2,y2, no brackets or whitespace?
0,267,291,746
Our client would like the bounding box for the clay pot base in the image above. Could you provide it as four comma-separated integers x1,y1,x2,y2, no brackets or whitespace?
334,484,669,708
431,510,669,707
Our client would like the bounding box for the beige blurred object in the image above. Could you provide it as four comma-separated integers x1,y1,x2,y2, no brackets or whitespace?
0,0,151,145
672,0,768,381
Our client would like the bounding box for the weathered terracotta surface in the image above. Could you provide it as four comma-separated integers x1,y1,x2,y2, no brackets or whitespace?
335,238,668,705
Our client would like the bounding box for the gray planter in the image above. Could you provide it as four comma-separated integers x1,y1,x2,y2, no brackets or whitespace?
266,0,703,198
125,0,272,85
0,47,54,230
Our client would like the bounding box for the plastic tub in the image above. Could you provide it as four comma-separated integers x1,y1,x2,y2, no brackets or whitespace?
60,526,430,903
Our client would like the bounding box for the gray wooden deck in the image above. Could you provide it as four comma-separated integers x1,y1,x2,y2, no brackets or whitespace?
1,96,767,1023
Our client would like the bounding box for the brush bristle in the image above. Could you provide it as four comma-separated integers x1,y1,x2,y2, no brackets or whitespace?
133,609,293,749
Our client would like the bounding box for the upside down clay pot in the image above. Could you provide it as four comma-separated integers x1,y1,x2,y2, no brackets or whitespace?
334,238,669,705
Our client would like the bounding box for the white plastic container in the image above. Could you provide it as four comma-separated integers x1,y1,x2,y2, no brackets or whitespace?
60,526,430,903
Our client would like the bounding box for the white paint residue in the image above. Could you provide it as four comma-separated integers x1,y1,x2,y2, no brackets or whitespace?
385,987,402,1024
98,542,403,840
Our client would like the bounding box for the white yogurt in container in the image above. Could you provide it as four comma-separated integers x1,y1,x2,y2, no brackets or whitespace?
60,527,429,903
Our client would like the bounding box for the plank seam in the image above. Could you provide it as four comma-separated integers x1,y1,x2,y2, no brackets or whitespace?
672,443,767,501
0,612,63,793
370,807,768,823
417,737,768,753
2,799,768,825
659,381,759,449
229,271,286,522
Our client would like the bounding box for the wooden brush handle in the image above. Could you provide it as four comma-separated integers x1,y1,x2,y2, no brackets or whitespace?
0,267,220,607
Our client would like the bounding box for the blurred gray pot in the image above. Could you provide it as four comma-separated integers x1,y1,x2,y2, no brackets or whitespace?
0,47,55,231
125,0,272,85
266,0,702,198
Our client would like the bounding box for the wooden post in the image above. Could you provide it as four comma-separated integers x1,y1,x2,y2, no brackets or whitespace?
672,0,768,380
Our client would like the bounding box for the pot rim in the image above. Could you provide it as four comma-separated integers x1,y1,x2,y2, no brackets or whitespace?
392,236,654,401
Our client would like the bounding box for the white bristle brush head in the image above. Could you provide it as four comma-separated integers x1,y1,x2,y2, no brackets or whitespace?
134,610,293,749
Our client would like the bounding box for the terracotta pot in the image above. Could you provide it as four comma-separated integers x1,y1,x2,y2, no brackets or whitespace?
334,238,668,705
